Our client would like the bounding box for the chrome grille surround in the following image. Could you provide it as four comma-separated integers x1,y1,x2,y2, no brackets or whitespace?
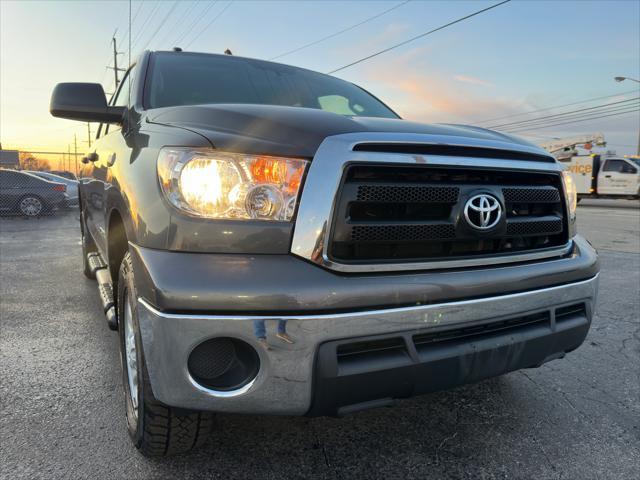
291,133,574,273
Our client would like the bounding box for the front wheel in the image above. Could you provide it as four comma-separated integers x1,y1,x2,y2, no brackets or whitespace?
117,251,214,456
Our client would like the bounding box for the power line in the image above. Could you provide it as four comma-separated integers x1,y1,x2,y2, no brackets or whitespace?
269,0,411,61
118,0,145,47
499,104,640,131
501,108,639,134
500,105,640,132
518,132,560,140
131,0,144,24
476,89,639,124
184,1,233,50
140,1,181,51
488,97,640,129
131,1,162,50
110,8,130,48
15,150,84,156
327,0,511,74
157,0,201,49
173,1,219,47
128,0,132,123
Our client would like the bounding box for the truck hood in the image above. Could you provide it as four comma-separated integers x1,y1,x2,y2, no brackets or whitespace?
148,104,540,158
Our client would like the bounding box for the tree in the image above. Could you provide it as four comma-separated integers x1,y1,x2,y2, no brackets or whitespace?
19,152,51,171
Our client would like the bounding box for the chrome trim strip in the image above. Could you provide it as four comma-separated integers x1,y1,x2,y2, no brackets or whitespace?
291,132,566,273
187,372,258,398
317,242,574,273
136,274,598,414
139,275,596,321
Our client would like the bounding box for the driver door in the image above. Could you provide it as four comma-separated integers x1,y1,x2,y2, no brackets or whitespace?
598,159,638,195
85,67,135,254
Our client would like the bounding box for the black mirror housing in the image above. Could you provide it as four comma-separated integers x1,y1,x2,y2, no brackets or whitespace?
50,83,125,123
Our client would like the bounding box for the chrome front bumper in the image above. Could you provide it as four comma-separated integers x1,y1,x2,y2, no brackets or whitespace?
137,274,598,415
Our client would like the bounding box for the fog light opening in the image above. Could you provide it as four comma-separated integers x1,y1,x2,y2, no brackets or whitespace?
188,337,260,392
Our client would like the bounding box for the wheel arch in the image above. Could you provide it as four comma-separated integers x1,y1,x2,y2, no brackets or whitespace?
106,203,137,324
107,209,129,286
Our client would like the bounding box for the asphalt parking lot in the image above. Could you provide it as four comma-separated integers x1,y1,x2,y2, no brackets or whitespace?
1,201,639,480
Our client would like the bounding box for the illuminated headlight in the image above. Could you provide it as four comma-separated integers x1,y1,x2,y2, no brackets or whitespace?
157,148,308,221
561,170,577,220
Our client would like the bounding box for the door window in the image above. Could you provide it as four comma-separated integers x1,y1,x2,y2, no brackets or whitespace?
24,174,45,186
113,72,132,108
104,65,136,135
603,159,638,174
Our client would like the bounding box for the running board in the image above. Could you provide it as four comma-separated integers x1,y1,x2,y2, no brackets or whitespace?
90,255,118,331
87,252,107,275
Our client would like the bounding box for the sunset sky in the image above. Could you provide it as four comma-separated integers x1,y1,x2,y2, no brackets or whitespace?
1,0,639,170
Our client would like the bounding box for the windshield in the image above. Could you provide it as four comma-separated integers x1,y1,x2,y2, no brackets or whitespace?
146,52,398,119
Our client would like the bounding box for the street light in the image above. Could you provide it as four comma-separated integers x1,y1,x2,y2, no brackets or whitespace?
614,76,640,83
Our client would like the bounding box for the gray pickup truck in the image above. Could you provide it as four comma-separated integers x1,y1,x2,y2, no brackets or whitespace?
50,50,599,456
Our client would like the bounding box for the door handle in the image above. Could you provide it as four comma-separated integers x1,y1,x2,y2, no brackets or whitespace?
605,175,612,178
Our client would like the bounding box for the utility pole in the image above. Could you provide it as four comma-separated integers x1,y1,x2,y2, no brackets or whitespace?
110,36,126,90
74,134,79,176
113,36,120,88
67,145,71,173
87,123,92,148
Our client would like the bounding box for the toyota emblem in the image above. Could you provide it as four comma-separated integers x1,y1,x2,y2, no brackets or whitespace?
463,194,502,230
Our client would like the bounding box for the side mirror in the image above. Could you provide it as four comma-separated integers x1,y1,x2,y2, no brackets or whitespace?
50,83,125,123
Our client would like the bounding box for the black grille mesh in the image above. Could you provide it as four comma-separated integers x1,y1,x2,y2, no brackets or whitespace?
356,185,459,203
188,338,237,379
503,187,561,203
330,165,568,263
352,224,456,242
506,219,563,236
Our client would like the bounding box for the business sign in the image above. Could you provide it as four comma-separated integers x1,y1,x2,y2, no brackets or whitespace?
0,150,19,167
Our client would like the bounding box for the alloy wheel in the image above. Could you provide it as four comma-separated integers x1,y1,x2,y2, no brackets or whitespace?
123,294,139,421
19,197,43,216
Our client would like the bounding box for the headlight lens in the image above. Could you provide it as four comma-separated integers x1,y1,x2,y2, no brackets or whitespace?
561,170,577,220
157,148,308,221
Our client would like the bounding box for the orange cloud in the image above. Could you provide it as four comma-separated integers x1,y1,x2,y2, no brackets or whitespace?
453,74,494,88
362,50,525,125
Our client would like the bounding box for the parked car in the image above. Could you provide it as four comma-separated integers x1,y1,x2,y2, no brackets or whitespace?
28,170,79,207
0,169,67,216
49,170,77,181
50,50,599,456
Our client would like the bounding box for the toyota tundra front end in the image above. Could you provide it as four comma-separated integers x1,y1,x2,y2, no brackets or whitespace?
50,50,599,456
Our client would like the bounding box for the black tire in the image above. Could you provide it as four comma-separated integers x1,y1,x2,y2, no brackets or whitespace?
80,210,97,279
18,195,44,217
117,252,214,456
